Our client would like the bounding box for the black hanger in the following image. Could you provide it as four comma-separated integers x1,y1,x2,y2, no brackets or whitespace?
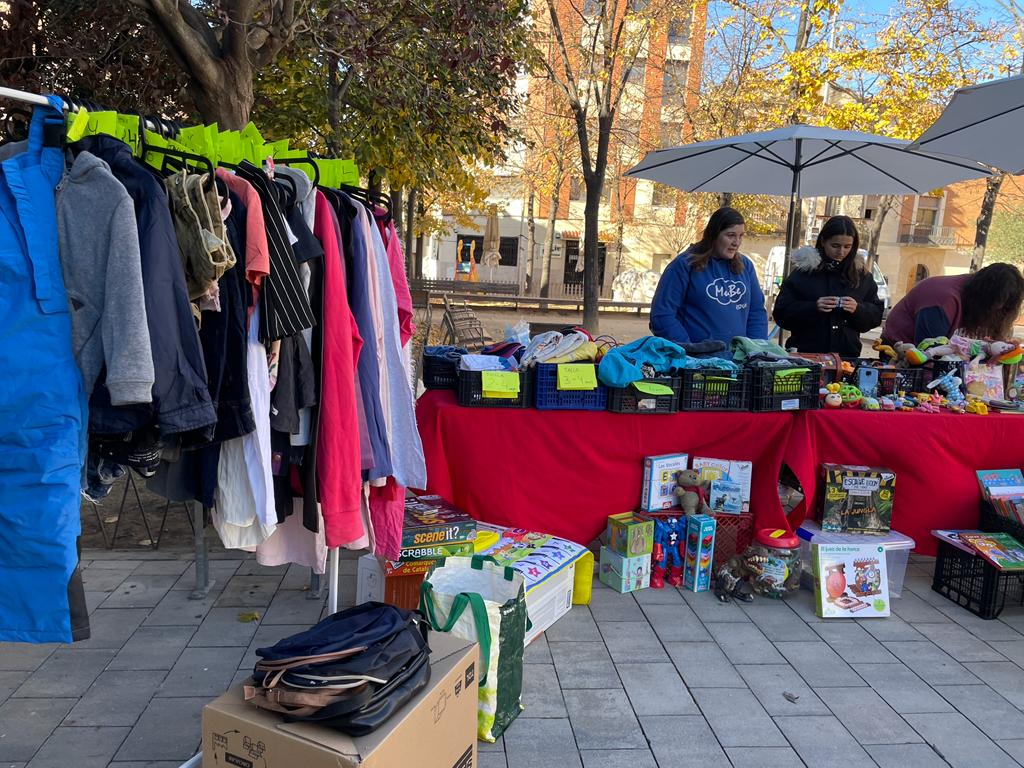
273,154,322,187
138,116,215,191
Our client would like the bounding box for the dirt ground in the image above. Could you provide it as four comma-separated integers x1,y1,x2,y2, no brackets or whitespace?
80,475,199,550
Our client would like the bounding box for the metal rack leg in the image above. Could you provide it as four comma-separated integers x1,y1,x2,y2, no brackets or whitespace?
189,503,215,599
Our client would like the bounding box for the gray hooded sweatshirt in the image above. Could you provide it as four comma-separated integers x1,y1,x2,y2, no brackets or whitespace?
0,142,155,404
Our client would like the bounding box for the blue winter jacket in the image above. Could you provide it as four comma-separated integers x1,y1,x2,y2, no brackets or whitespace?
650,250,768,345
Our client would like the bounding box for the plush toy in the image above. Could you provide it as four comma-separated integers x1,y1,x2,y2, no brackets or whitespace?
894,341,927,366
873,339,897,362
675,469,711,516
651,516,685,588
823,382,842,408
919,336,959,360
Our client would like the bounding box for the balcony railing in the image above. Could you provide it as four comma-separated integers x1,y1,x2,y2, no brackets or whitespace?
898,225,958,247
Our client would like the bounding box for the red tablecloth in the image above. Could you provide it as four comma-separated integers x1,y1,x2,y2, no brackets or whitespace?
784,410,1024,555
416,390,796,545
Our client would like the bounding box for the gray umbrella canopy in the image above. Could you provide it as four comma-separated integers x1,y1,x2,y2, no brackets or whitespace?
911,75,1024,174
626,124,990,262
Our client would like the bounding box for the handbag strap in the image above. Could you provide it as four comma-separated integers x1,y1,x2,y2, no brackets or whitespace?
419,582,493,685
254,646,368,689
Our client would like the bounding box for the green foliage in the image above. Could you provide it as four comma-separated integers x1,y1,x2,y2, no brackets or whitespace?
987,206,1024,265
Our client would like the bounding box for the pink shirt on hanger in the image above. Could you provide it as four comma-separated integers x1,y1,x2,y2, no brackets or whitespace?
216,168,271,287
377,212,416,347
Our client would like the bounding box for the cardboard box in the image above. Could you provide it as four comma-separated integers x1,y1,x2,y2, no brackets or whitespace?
402,496,477,549
202,632,478,768
691,458,753,513
606,512,654,556
708,479,743,515
356,555,432,611
640,453,689,512
812,542,891,618
820,464,896,534
599,546,651,593
683,514,717,592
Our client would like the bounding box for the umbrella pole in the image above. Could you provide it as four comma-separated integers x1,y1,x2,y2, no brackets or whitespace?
782,141,803,279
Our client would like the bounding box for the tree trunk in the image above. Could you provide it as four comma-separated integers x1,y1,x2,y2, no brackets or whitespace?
540,186,559,299
719,192,733,208
189,70,253,128
526,190,537,295
972,174,1005,273
865,196,896,271
582,177,602,333
404,189,417,273
414,198,426,280
368,169,382,197
390,188,404,241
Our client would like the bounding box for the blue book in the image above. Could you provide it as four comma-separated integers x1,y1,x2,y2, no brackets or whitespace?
709,479,743,514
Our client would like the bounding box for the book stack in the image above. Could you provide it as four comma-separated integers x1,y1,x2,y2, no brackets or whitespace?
978,469,1024,526
932,529,1024,571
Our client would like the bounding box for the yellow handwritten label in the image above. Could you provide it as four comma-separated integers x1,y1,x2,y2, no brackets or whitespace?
557,364,597,391
482,371,520,399
633,381,674,396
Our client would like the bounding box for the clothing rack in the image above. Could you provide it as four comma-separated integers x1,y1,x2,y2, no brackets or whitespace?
1,84,351,613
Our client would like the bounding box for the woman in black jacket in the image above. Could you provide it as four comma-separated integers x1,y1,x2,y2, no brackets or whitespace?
773,215,884,357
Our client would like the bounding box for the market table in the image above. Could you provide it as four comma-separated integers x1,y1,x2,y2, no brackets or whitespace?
785,410,1024,555
415,390,796,545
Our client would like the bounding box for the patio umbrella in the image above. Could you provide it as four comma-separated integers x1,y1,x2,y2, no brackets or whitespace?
626,124,990,271
482,210,502,281
910,75,1024,174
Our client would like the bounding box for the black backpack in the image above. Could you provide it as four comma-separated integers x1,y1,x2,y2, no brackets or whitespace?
244,602,431,735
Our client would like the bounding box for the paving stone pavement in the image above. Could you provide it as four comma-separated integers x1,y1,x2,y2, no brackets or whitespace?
6,552,1024,767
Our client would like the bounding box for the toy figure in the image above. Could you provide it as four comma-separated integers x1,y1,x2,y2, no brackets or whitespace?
873,339,896,362
966,396,989,415
879,396,896,411
674,469,711,515
919,336,958,360
860,396,880,411
822,383,842,408
651,516,685,588
839,383,862,408
715,529,801,602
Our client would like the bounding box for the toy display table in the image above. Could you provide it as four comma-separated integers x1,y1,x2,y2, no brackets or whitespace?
416,390,795,546
784,409,1024,555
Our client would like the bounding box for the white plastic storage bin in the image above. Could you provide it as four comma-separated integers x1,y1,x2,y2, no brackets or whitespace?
797,520,915,597
524,563,575,645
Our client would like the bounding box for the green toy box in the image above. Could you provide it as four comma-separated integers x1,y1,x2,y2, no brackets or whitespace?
606,512,655,557
599,546,651,593
820,464,896,535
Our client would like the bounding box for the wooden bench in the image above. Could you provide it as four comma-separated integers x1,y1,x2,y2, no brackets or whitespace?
410,278,518,306
440,295,493,351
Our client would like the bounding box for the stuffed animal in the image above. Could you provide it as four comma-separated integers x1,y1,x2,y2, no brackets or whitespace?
675,469,711,516
894,342,927,366
873,339,896,362
919,336,959,360
822,383,842,408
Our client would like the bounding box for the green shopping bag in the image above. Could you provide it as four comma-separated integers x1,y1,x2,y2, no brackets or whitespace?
419,555,528,742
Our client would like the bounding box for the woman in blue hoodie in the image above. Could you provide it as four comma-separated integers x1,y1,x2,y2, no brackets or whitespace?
650,207,768,345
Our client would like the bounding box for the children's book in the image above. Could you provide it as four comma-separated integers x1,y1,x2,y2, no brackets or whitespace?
976,469,1024,500
708,479,743,514
958,532,1024,571
691,458,753,513
931,529,982,554
994,497,1024,526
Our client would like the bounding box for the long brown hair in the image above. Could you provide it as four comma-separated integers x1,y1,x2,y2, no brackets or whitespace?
688,207,747,274
815,215,863,288
961,263,1024,339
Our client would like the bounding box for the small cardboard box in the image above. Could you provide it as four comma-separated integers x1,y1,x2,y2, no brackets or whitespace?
640,453,689,512
599,546,651,593
606,512,655,556
820,464,896,534
812,541,891,618
683,514,717,592
357,555,434,611
202,632,478,768
691,457,753,513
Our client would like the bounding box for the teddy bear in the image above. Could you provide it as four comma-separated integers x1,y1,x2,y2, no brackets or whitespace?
674,469,711,516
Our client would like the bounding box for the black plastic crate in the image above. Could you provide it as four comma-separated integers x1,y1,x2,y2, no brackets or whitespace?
422,349,465,390
606,377,681,414
749,364,822,412
457,369,533,408
533,363,608,411
932,540,1024,620
875,366,926,397
679,368,751,411
980,500,1024,543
